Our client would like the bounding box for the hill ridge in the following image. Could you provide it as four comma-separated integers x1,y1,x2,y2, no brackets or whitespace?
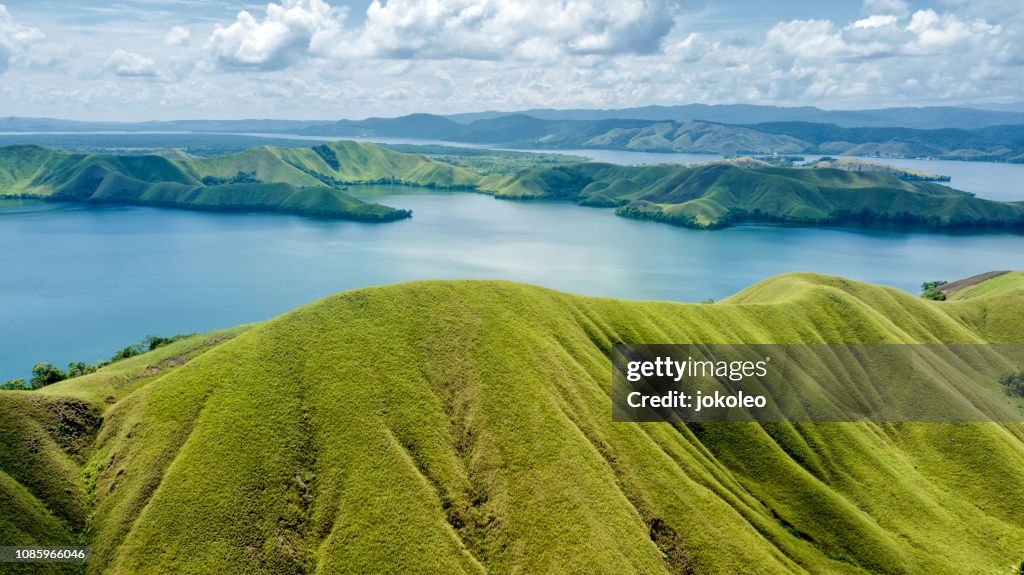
3,272,1024,573
0,140,479,222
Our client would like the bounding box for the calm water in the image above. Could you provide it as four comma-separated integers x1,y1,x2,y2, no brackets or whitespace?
2,187,1024,380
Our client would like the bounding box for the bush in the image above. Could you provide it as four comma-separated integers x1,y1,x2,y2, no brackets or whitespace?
10,334,192,390
920,280,948,301
1000,371,1024,399
0,379,27,390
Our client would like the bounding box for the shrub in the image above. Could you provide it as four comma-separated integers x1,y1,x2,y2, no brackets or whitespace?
921,280,948,301
0,379,27,390
1000,371,1024,399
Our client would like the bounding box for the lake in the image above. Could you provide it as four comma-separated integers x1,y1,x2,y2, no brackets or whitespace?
2,187,1024,381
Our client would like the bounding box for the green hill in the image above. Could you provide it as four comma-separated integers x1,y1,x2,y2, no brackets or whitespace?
3,272,1024,573
0,141,479,222
942,271,1024,301
481,162,1024,229
5,141,1023,231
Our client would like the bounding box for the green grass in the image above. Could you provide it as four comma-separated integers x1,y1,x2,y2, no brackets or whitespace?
6,141,1022,232
481,162,1024,230
3,272,1024,573
945,271,1024,301
0,141,482,221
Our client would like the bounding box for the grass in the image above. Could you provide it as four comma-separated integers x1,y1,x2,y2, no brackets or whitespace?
2,272,1024,573
0,141,483,222
5,141,1022,232
480,162,1024,230
945,271,1024,301
380,145,588,176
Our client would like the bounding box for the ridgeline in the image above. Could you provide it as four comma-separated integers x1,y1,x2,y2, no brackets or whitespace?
2,272,1024,573
0,141,478,222
480,162,1024,230
3,141,1024,232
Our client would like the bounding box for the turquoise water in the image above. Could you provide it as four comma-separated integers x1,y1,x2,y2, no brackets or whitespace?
2,187,1024,380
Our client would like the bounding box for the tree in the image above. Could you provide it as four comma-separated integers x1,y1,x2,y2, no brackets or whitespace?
920,280,948,301
30,363,68,389
0,379,27,390
67,361,95,378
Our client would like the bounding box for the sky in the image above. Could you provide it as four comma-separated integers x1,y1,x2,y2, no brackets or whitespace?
0,0,1021,120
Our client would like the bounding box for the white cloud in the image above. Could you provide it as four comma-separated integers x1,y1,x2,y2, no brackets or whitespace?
905,9,999,55
850,15,899,30
205,0,345,70
764,8,1002,62
201,0,679,67
164,26,190,47
104,49,158,77
342,0,679,60
2,0,1024,119
0,4,67,73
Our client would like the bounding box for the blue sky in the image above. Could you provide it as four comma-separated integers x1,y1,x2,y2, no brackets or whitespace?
0,0,1020,120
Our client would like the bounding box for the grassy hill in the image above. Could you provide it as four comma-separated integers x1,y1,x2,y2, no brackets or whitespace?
0,141,479,221
2,272,1024,573
481,162,1024,229
4,141,1022,232
802,157,949,181
942,271,1024,301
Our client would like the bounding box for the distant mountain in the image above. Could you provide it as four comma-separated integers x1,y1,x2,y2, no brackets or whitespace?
5,111,1024,162
743,122,1024,162
325,113,464,139
307,114,1024,162
446,104,1024,129
307,115,809,154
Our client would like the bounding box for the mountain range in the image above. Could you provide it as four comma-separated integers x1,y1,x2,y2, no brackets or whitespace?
4,104,1024,162
305,115,1024,162
445,103,1024,129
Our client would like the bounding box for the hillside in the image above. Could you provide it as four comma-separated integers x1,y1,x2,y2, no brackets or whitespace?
4,141,1023,232
303,114,1024,162
942,271,1024,301
0,141,479,221
801,158,949,181
2,273,1024,573
480,162,1024,229
445,104,1024,130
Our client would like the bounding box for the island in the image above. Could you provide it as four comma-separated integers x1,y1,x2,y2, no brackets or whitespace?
4,140,1024,232
479,161,1024,230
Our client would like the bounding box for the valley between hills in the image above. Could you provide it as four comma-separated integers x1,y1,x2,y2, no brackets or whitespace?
2,271,1024,574
2,140,1024,232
